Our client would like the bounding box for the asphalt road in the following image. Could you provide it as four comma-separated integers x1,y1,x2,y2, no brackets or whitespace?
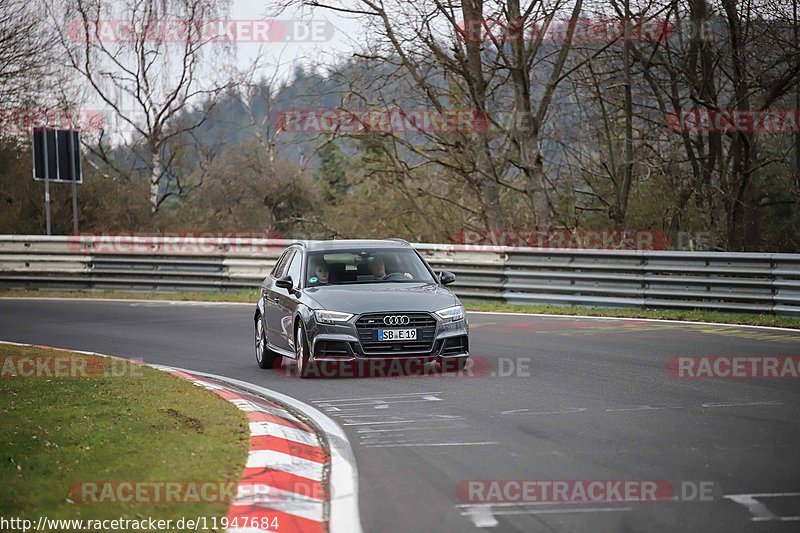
1,298,800,532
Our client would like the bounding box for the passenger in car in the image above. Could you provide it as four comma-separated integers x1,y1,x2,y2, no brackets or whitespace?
311,260,330,285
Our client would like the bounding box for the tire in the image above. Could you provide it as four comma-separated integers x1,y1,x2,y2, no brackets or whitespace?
439,357,470,373
295,322,313,379
255,314,282,369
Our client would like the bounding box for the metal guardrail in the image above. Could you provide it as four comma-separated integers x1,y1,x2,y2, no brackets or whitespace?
1,235,799,316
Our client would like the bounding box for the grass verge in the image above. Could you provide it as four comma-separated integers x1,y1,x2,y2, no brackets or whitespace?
463,300,800,329
2,288,800,329
0,288,260,303
0,343,249,530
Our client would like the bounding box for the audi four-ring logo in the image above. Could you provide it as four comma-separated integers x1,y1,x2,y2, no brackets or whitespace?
383,315,410,326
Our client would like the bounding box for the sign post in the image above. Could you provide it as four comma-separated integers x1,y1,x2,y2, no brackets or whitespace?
68,131,79,234
42,129,51,235
32,127,83,235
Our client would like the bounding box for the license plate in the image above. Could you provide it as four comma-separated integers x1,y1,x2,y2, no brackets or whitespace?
377,328,417,341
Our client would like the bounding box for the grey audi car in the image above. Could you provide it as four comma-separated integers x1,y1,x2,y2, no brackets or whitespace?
254,239,470,377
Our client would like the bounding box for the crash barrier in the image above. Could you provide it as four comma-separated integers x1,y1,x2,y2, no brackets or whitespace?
0,235,798,316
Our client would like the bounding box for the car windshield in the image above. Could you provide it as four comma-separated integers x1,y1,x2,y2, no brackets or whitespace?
305,248,436,286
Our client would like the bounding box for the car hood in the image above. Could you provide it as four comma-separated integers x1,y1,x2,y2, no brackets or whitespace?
302,282,459,314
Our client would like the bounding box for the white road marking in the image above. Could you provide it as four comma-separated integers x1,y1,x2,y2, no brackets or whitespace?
231,399,302,421
337,412,452,419
500,401,785,417
191,380,225,390
481,507,633,516
231,399,263,412
724,494,779,521
463,506,498,527
457,501,591,509
248,421,319,446
501,407,588,416
318,398,443,409
246,450,324,481
342,420,417,426
725,492,800,521
460,504,632,527
311,392,443,402
702,401,783,408
234,496,325,523
342,414,462,426
363,441,499,448
728,492,800,498
357,425,469,433
606,405,679,412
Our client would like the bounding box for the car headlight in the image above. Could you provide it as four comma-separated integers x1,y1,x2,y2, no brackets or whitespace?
435,305,465,321
315,310,354,324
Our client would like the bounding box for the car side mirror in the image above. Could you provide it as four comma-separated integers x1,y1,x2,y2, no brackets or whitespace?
439,271,456,285
275,275,294,290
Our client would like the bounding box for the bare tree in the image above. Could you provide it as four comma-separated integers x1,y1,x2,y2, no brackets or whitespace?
51,0,235,211
0,0,56,107
630,0,800,249
291,0,587,230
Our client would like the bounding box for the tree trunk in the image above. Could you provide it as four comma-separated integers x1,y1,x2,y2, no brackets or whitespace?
150,149,161,212
722,0,759,251
617,0,634,229
462,0,503,229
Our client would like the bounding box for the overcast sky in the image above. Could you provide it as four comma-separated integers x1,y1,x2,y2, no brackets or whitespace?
228,0,363,80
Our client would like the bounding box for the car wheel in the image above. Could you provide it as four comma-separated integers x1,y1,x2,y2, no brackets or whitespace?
255,314,282,369
295,322,313,378
439,357,470,373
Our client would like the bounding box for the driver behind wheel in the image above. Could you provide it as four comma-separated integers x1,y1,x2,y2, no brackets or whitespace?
367,255,412,280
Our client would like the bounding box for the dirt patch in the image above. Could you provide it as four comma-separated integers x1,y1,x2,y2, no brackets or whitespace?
160,408,204,434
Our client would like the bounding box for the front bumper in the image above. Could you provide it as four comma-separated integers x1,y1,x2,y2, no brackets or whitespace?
307,311,469,363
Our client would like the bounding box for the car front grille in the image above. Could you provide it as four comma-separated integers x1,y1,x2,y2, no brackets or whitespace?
355,312,437,355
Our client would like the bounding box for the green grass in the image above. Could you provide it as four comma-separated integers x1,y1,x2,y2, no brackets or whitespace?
0,344,249,531
2,288,800,329
0,288,261,303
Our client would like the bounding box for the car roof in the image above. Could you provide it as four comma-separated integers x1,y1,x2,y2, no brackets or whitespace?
290,239,412,252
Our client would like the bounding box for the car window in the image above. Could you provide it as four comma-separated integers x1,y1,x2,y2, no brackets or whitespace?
272,250,294,278
305,248,435,285
286,251,302,286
